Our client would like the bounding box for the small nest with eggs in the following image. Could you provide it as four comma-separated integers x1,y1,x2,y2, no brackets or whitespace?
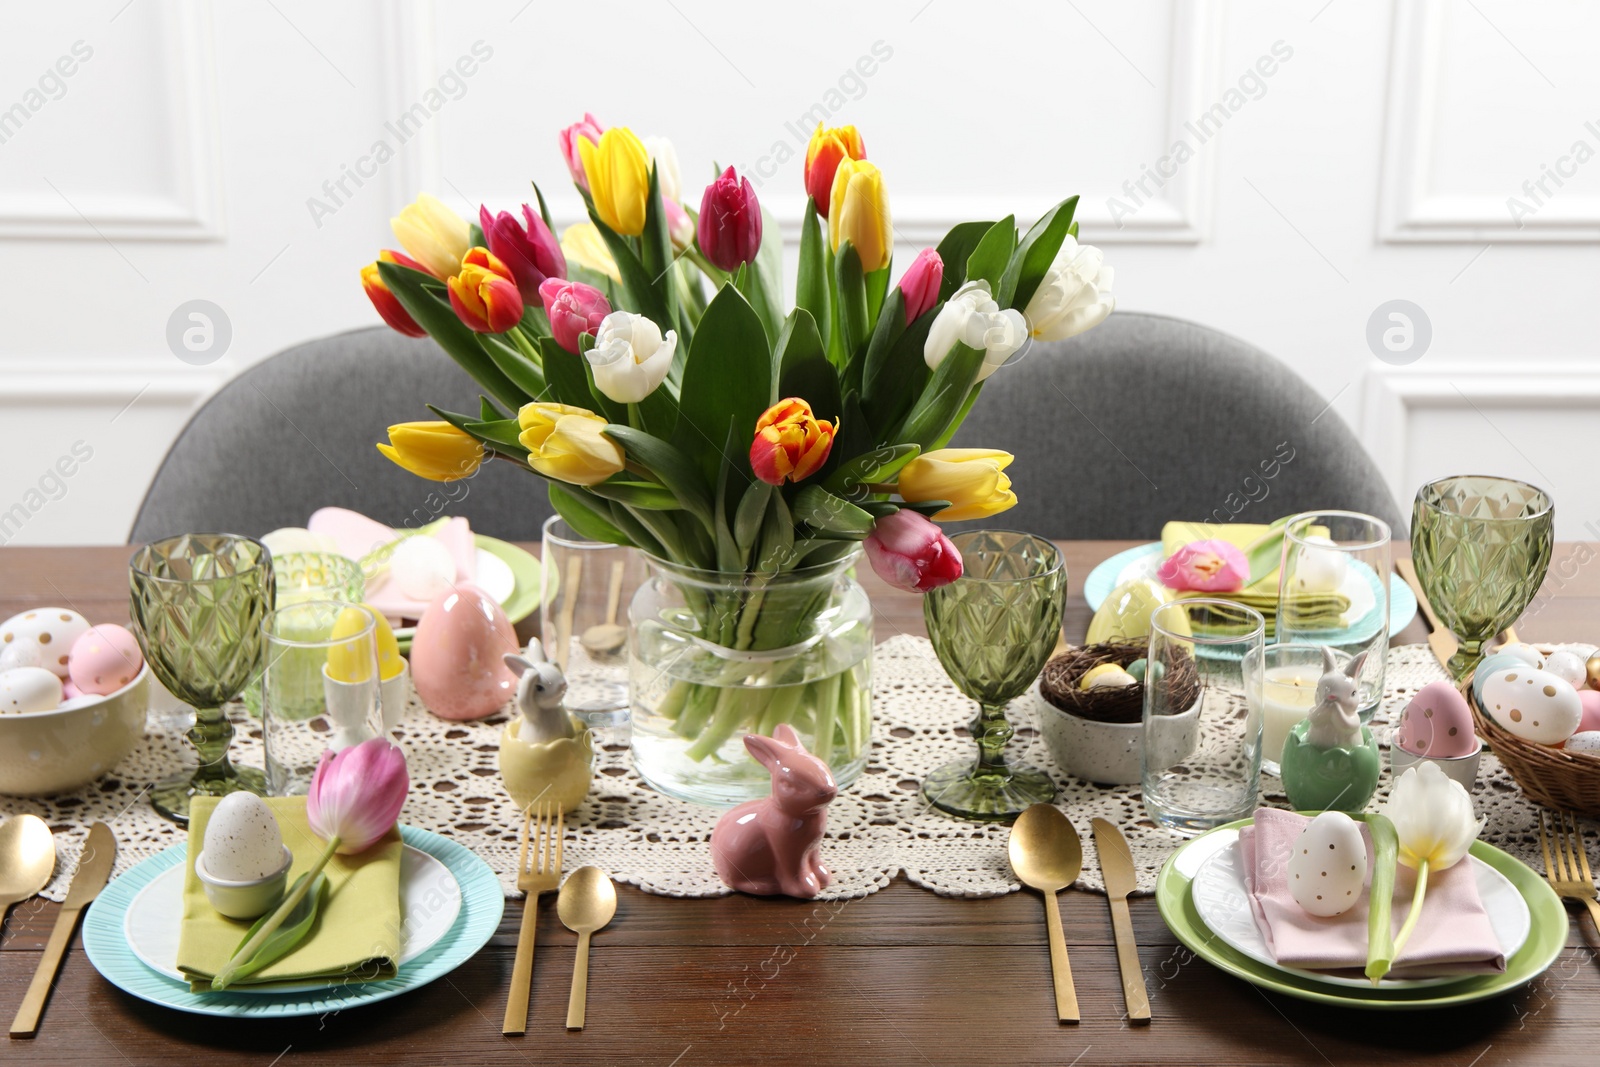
1465,665,1600,817
1039,640,1200,725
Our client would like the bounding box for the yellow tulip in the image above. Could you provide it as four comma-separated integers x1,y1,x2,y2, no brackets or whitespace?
578,126,651,236
895,448,1017,522
828,158,892,271
390,193,470,279
560,222,621,282
516,402,625,486
377,421,484,482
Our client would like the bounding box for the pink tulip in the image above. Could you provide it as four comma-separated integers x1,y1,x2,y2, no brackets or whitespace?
663,197,695,251
864,509,963,593
308,737,410,854
697,166,763,272
899,248,943,325
539,278,612,354
479,204,566,302
558,112,606,191
1156,539,1250,593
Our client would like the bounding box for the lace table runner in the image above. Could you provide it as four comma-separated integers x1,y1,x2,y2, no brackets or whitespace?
15,639,1581,903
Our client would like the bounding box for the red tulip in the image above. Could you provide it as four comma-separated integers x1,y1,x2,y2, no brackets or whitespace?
479,204,566,302
447,247,524,333
360,250,428,337
308,737,411,854
899,248,943,325
804,124,866,217
697,166,763,272
864,509,963,593
539,278,612,354
558,112,606,191
750,397,836,485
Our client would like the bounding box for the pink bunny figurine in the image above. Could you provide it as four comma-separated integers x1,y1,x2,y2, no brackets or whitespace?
711,724,838,898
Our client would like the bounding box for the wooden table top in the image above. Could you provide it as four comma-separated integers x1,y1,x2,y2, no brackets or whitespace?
3,541,1599,1066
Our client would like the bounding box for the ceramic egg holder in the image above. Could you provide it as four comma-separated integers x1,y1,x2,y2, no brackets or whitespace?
1279,647,1381,812
1392,680,1482,791
497,639,595,814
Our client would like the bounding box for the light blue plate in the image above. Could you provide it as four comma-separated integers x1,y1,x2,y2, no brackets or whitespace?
1081,542,1417,640
82,826,503,1018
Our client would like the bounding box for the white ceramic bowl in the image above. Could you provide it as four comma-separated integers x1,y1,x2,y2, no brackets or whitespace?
1035,685,1202,786
0,664,149,796
1390,739,1483,792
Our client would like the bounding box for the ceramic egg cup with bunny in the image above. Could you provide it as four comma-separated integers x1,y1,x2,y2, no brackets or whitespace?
1278,646,1382,812
711,724,839,899
497,638,595,814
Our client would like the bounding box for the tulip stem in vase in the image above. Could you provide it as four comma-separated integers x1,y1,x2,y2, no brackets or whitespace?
212,836,340,990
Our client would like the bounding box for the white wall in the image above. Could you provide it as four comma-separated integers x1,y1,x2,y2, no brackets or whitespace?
2,0,1597,545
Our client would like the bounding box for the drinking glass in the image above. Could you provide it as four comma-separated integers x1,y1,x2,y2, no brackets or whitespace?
1412,476,1554,680
261,600,383,796
271,552,365,606
128,533,274,823
540,516,646,727
1275,511,1390,721
1142,599,1265,836
921,531,1066,821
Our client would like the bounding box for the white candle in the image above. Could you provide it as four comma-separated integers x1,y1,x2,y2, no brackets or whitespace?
1262,665,1319,769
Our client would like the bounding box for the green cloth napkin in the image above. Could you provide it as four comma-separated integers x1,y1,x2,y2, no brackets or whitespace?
1158,521,1350,631
177,795,402,991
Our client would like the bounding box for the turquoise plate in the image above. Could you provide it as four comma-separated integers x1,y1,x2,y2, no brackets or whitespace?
82,826,503,1018
1155,816,1566,1010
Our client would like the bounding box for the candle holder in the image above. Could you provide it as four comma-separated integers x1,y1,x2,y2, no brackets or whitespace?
1261,643,1351,776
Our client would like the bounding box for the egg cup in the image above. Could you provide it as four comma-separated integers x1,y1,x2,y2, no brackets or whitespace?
498,715,594,813
195,844,293,920
1390,739,1483,792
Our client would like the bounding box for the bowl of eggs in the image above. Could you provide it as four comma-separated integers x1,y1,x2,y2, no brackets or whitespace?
0,608,150,797
1467,641,1600,816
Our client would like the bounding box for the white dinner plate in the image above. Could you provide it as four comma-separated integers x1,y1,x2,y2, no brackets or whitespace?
122,844,461,994
1190,829,1530,990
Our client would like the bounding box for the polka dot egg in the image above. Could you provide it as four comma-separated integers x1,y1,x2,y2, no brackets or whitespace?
1288,811,1367,918
67,624,143,697
1481,666,1582,745
0,608,89,681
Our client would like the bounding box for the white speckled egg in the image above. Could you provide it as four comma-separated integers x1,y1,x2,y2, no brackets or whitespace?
0,641,43,672
0,608,89,680
1482,667,1582,745
1543,650,1587,689
1565,731,1600,755
1288,811,1367,917
0,667,63,714
1498,642,1545,670
201,793,286,881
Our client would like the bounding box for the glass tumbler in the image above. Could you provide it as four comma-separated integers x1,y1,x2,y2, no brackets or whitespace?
540,516,646,727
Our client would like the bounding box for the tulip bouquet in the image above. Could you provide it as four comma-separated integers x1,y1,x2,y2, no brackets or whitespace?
362,116,1114,786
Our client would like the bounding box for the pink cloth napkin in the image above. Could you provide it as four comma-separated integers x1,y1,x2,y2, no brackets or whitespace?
1239,808,1504,978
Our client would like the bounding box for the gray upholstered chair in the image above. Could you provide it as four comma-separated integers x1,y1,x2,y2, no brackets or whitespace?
130,327,553,544
947,311,1403,539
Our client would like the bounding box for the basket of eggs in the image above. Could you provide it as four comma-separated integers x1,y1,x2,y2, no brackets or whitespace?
1467,642,1600,815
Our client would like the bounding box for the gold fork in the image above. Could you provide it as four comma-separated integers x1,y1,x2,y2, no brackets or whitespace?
503,803,564,1035
1537,810,1600,938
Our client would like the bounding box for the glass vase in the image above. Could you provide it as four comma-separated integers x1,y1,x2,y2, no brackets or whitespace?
629,550,873,806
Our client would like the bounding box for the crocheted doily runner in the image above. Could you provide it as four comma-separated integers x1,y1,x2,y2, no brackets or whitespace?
16,638,1578,902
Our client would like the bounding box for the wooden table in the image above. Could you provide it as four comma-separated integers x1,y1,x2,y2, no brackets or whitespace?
4,542,1600,1066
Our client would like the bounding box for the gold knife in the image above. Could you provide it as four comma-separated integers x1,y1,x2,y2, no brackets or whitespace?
1090,818,1151,1024
1394,559,1457,672
10,822,116,1038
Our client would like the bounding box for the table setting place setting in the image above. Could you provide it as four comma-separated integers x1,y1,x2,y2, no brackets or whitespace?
4,112,1598,1042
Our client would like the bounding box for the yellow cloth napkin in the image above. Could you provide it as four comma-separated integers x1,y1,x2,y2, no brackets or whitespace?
1158,521,1348,630
176,795,402,991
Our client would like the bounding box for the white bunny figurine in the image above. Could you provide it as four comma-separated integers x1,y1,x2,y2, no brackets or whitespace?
1303,645,1370,750
502,638,575,742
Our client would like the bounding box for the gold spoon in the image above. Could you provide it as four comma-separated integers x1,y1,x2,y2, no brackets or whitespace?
0,815,55,931
579,560,627,659
557,865,616,1030
1008,804,1082,1023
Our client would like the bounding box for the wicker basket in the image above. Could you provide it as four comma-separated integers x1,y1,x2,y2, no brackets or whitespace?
1039,640,1200,726
1466,670,1600,816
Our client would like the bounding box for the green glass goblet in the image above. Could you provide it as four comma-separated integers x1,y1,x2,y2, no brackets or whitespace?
129,533,275,823
922,530,1066,821
1412,476,1554,680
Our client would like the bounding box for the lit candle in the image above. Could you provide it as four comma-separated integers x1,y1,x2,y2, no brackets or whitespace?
1262,666,1319,772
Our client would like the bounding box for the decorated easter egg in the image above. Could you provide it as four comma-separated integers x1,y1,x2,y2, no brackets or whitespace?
66,624,143,696
1287,536,1349,594
410,583,519,720
0,641,43,672
1080,663,1137,691
1481,667,1582,745
1498,642,1545,669
1472,652,1528,707
1565,731,1600,756
1578,690,1600,734
0,608,89,680
1288,811,1367,917
1544,650,1587,689
1395,680,1477,758
202,793,286,881
0,667,64,714
1587,651,1600,691
1087,579,1175,644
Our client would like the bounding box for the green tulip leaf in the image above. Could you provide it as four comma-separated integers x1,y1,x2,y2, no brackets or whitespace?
478,333,548,401
585,479,682,512
672,284,771,485
756,489,797,571
895,343,985,449
459,417,529,457
933,221,995,301
713,420,744,571
548,484,631,547
864,263,891,331
823,443,920,501
1005,195,1078,311
744,204,786,348
734,481,773,556
605,424,715,531
774,310,840,423
896,499,953,519
583,203,673,331
861,304,935,433
479,396,509,421
377,261,525,409
964,216,1017,299
218,873,327,987
796,198,830,353
791,486,876,539
833,241,868,363
537,337,607,416
640,163,679,326
531,180,556,232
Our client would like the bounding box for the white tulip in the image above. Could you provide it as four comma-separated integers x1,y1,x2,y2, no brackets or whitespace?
923,280,1028,383
1383,762,1483,872
642,136,682,205
585,311,678,404
1022,234,1115,341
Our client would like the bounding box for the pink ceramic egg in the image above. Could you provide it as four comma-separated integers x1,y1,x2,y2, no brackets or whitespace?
1395,680,1477,758
67,624,143,696
1578,689,1600,734
410,583,519,720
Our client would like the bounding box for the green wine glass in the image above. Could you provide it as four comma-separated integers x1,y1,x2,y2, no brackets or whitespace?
922,531,1066,821
1412,475,1554,680
129,533,275,823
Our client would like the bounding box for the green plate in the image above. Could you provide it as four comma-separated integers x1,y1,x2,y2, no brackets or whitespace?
1155,816,1566,1009
394,535,550,653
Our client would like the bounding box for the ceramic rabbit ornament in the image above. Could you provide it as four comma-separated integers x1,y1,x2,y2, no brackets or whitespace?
502,639,574,742
1303,646,1369,749
1279,645,1382,812
712,724,838,898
